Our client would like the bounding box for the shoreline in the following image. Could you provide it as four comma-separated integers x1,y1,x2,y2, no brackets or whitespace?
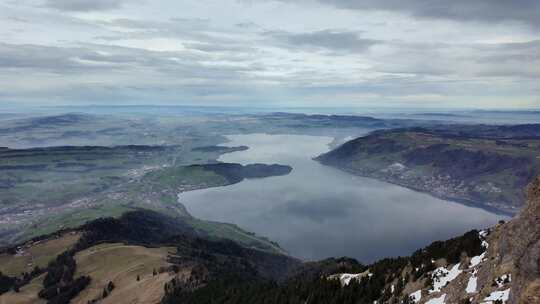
316,160,515,218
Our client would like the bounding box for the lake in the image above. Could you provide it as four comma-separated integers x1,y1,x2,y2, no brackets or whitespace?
180,133,505,263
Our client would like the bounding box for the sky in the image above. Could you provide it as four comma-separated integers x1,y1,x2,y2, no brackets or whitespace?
1,0,540,108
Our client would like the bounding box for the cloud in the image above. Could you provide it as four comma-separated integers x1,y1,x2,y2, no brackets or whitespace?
182,42,257,54
44,0,130,11
0,42,274,104
1,0,539,107
0,42,263,76
94,18,257,52
264,29,379,53
293,0,540,27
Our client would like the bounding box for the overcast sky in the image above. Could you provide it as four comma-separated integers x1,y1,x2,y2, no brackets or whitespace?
1,0,540,108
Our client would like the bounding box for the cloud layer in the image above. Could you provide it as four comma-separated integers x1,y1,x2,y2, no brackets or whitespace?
45,0,129,11
292,0,540,27
0,0,539,108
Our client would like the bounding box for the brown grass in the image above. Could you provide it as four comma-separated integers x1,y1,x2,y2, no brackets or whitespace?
0,232,80,277
72,243,176,304
0,274,46,304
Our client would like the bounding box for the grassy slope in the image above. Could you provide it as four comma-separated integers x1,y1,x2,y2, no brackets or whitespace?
0,233,80,277
73,243,175,304
1,209,299,304
0,274,46,304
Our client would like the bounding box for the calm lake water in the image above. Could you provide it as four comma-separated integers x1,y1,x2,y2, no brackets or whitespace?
181,134,505,263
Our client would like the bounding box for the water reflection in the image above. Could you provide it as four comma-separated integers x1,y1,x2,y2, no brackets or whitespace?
181,134,506,262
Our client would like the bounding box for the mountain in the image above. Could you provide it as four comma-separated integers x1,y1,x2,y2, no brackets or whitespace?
1,178,539,304
0,209,300,304
316,125,540,215
162,177,540,304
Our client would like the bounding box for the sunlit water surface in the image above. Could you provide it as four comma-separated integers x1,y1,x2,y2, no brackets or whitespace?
180,134,506,262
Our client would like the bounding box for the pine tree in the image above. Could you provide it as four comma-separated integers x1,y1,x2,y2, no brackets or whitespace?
107,281,115,292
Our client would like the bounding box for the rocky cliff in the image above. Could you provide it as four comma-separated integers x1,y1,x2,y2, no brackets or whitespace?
392,176,540,304
498,176,540,303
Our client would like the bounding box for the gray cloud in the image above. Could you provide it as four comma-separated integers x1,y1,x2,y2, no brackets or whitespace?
265,29,379,53
94,18,256,53
0,42,262,76
0,41,273,104
300,0,540,27
45,0,130,11
183,42,258,54
1,0,539,107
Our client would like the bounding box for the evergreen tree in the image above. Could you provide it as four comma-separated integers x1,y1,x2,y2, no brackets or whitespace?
107,281,115,292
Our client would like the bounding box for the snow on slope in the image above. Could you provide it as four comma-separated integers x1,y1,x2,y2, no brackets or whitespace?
482,288,510,304
430,263,462,293
466,275,477,293
409,290,422,303
329,270,373,286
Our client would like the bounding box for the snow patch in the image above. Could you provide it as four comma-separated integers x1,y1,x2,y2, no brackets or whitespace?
466,275,477,293
495,274,511,288
430,263,462,293
339,273,362,286
410,290,422,303
469,252,486,268
329,271,372,286
482,288,510,304
426,293,446,304
479,230,489,249
469,230,488,268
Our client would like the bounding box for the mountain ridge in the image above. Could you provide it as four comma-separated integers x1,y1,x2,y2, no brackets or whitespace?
316,126,540,214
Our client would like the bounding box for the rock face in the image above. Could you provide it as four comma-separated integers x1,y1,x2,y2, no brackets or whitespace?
421,176,540,304
414,176,540,304
499,176,540,304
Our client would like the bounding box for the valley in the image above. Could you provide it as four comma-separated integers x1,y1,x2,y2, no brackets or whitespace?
181,133,505,261
1,177,539,304
3,1,540,302
0,109,539,304
0,111,418,248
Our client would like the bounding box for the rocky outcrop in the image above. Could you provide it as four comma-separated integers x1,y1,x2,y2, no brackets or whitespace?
410,176,540,303
329,176,540,304
416,176,540,304
499,176,540,304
